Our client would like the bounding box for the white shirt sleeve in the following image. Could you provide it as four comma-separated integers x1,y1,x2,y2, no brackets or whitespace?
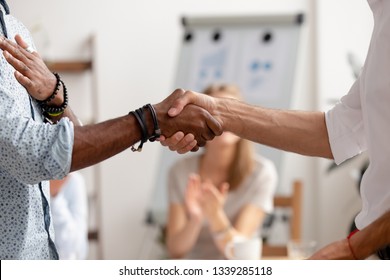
325,78,367,165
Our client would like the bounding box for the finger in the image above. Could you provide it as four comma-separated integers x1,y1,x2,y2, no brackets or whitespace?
3,50,30,75
169,133,195,152
187,174,201,195
206,114,223,137
173,133,195,152
193,174,202,189
187,173,198,187
168,91,197,117
14,34,29,49
14,70,33,89
191,145,200,152
177,140,198,154
159,131,184,148
14,34,39,58
219,182,230,196
0,37,33,62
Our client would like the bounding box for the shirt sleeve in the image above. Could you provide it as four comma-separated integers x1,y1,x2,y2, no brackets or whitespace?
0,82,74,184
0,17,74,184
325,78,367,165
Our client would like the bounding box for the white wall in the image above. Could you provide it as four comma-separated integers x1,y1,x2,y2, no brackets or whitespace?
8,0,373,259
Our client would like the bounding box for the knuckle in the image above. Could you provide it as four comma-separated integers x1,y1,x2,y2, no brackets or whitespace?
174,88,185,95
184,133,195,142
160,141,168,147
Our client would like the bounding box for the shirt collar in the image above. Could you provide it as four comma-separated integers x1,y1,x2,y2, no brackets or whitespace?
0,0,9,14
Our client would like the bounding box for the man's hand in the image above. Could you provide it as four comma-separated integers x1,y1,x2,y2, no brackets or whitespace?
0,35,58,102
158,132,199,154
167,90,221,122
154,89,223,148
308,239,355,260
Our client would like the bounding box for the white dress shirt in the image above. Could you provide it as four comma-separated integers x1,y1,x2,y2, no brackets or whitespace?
325,0,390,229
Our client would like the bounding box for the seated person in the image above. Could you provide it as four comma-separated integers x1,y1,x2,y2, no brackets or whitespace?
165,84,278,259
50,171,89,260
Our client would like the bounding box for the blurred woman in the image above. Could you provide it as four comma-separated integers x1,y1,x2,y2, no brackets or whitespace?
165,84,278,259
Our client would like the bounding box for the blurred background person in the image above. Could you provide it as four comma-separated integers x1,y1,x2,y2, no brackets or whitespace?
165,84,278,259
50,172,89,260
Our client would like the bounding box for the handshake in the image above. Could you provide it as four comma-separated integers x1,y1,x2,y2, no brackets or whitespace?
0,34,237,163
147,88,225,153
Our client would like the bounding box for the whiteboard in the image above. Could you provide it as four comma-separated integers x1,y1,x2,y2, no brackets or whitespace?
147,14,304,226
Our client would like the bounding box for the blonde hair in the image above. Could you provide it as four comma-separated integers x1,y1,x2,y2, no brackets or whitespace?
203,84,254,191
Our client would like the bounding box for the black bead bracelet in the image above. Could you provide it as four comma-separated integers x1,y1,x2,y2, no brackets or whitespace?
41,80,68,116
38,72,61,105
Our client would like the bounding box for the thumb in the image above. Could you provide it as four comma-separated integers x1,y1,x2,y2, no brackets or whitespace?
168,91,202,117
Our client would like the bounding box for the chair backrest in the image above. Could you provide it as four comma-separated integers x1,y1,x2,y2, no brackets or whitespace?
262,179,303,257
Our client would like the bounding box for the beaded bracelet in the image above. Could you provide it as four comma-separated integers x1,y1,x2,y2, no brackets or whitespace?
39,72,61,105
41,80,68,117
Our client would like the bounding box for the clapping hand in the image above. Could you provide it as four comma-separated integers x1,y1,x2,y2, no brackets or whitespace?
184,174,204,223
200,180,230,220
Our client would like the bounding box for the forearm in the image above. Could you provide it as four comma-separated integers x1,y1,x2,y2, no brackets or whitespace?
62,106,82,126
206,209,239,256
70,112,153,171
351,210,390,259
216,98,333,159
166,218,203,258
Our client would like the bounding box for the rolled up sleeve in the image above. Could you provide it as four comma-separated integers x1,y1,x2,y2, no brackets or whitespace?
325,79,367,165
0,115,74,184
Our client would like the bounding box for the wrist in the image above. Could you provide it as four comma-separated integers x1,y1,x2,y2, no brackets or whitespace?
128,104,161,152
212,224,232,241
143,106,155,139
39,73,69,122
215,98,230,132
46,82,64,107
188,212,203,225
144,104,161,141
207,209,229,233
